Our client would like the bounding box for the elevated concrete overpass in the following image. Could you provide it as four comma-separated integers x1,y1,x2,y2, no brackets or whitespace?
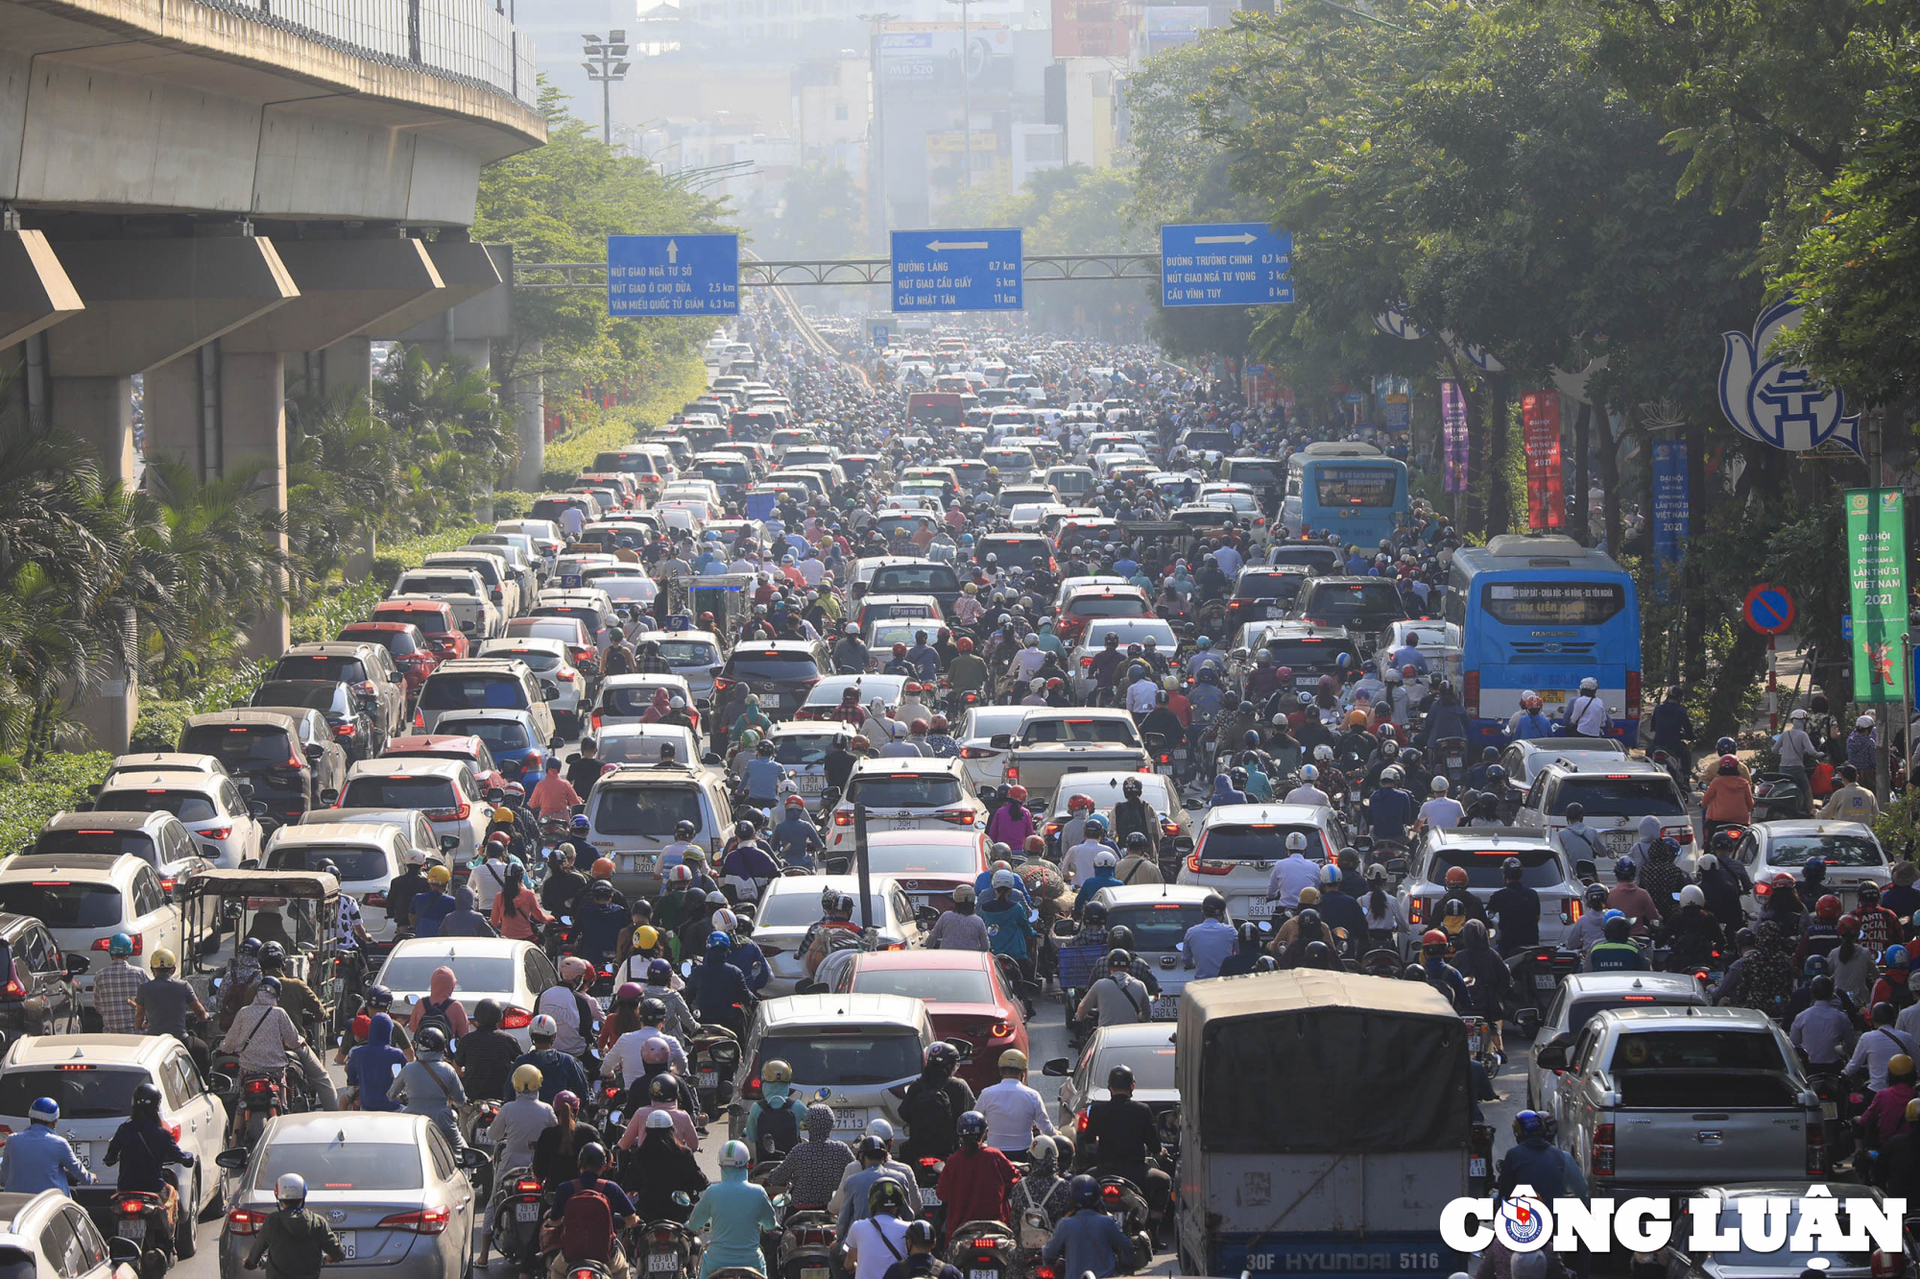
0,0,546,747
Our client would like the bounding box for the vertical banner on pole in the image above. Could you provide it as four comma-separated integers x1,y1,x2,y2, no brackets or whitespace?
1846,487,1910,705
1522,390,1565,530
1441,380,1469,494
1650,440,1690,597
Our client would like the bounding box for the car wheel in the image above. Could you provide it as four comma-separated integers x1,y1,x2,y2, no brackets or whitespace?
175,1174,198,1258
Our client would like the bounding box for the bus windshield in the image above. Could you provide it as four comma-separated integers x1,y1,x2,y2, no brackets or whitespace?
1314,466,1399,507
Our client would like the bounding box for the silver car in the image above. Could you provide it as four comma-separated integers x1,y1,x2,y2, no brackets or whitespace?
217,1111,486,1279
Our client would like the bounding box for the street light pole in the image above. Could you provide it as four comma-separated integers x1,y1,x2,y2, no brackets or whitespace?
857,11,899,245
945,0,973,188
581,30,631,147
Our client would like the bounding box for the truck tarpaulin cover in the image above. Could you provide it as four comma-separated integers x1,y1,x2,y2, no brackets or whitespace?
1188,973,1470,1153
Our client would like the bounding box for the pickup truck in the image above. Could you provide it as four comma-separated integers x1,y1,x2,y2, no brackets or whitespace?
1543,1005,1823,1195
991,708,1152,809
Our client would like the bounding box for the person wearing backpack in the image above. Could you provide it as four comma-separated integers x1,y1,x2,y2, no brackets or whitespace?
898,1042,974,1162
409,966,472,1045
391,1027,467,1151
835,1134,924,1238
688,1140,778,1279
1010,1136,1074,1262
743,1059,804,1165
545,1141,640,1279
217,937,264,1032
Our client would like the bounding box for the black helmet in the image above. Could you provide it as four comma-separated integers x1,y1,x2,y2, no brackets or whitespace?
1106,948,1133,970
1070,1174,1100,1207
1402,963,1427,981
131,1082,162,1115
641,997,667,1023
472,998,503,1031
1502,856,1523,881
1203,893,1226,916
1107,1064,1136,1094
649,1073,679,1102
1107,925,1134,950
366,984,394,1010
578,1142,609,1173
1303,940,1333,966
925,1042,961,1072
1603,915,1631,942
1124,832,1148,851
416,1026,448,1055
1122,777,1143,797
259,941,286,970
675,820,697,838
1082,902,1109,928
1237,922,1261,946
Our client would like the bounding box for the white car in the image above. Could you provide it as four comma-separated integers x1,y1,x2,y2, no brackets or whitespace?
955,705,1032,794
105,751,232,782
1066,617,1179,697
375,936,559,1048
0,1187,133,1278
749,875,929,996
87,768,265,868
338,758,493,860
594,722,703,769
1175,802,1341,921
264,822,411,940
477,637,587,735
801,674,910,725
594,673,699,734
759,722,845,812
389,568,504,640
826,757,987,853
0,853,185,1003
1374,619,1463,685
0,1033,228,1222
632,630,727,705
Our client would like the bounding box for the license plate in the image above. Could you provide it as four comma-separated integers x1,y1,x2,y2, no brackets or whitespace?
892,819,917,830
1603,831,1633,850
1172,750,1187,761
1294,677,1318,688
650,1254,681,1272
1823,1101,1839,1120
922,1188,941,1208
340,1232,358,1260
517,1202,540,1222
1468,1036,1483,1053
700,1069,718,1086
1469,1157,1487,1177
1534,974,1557,988
973,1269,999,1279
834,1107,868,1130
1247,900,1277,917
803,1268,830,1279
797,775,823,793
120,1217,145,1243
624,854,657,873
70,1144,90,1173
1151,994,1179,1020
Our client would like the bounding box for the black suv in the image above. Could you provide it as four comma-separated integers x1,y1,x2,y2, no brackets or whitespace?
711,640,827,749
1289,576,1411,645
0,913,84,1037
251,679,380,761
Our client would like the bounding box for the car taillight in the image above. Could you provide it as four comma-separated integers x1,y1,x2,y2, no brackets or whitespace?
335,723,357,737
287,752,305,769
1076,1107,1089,1133
937,808,977,826
378,1207,451,1235
165,1122,182,1143
1080,656,1094,668
501,1005,533,1030
1807,1119,1826,1175
834,809,854,826
1591,1123,1614,1176
961,746,998,759
426,800,471,823
1409,897,1426,925
558,669,577,682
227,1207,268,1235
988,1021,1012,1039
201,826,232,841
1184,852,1233,875
1463,670,1480,717
1872,1252,1903,1279
93,934,142,954
413,710,426,728
1006,764,1019,782
714,676,735,692
0,967,23,999
1668,824,1693,845
159,877,178,897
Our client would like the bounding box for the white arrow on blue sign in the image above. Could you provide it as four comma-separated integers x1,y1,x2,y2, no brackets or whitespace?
607,234,740,316
890,229,1023,313
1160,222,1294,307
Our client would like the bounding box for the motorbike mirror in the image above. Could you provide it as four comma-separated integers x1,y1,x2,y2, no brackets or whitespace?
1385,858,1410,878
681,960,693,978
1256,920,1273,934
317,786,338,804
1174,941,1185,952
560,915,573,926
1028,909,1040,924
239,858,259,871
673,1191,693,1208
441,835,461,852
209,1073,234,1094
407,993,420,1005
215,1148,250,1171
394,1062,405,1079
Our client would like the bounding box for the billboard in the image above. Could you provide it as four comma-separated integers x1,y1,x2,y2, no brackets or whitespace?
1053,0,1127,58
875,23,1013,227
1142,5,1207,55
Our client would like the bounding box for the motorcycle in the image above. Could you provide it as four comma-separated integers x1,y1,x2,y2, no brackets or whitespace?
946,1219,1019,1279
1434,736,1469,787
1503,946,1580,1035
1752,771,1806,822
236,1072,292,1147
1468,1121,1496,1196
1805,1068,1862,1172
774,1206,837,1279
461,1098,502,1203
635,1195,701,1279
689,1024,741,1119
911,1155,945,1215
484,1168,546,1268
1094,1176,1153,1267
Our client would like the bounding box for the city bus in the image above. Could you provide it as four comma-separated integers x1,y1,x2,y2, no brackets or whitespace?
1280,441,1410,544
1443,533,1643,750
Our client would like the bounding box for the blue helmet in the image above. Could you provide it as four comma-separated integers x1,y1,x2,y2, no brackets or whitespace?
1085,815,1107,835
1069,1174,1100,1207
1614,858,1637,881
571,815,591,833
1600,909,1626,925
1803,954,1830,978
1886,945,1911,969
1513,1110,1547,1140
1195,636,1211,650
241,938,262,957
28,1097,58,1124
956,1110,987,1142
647,958,673,984
707,931,732,953
107,933,133,958
258,976,282,997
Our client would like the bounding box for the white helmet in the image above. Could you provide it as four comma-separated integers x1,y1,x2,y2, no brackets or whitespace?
1430,776,1450,793
1285,832,1308,851
1677,884,1705,908
1383,668,1402,684
276,1173,307,1204
1695,853,1719,872
1094,851,1118,869
720,1140,753,1168
1313,744,1334,762
1579,677,1599,692
713,908,738,932
530,1013,559,1038
646,1109,677,1131
866,1118,895,1140
992,869,1020,890
1382,765,1404,783
1299,764,1319,782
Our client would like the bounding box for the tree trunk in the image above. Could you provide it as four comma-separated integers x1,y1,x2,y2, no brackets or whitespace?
1593,392,1624,553
1571,400,1592,546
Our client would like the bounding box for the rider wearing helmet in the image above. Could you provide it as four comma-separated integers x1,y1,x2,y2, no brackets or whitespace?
935,1112,1021,1240
688,1140,777,1279
1076,947,1152,1030
548,1141,643,1276
1494,1111,1578,1201
1077,1062,1171,1247
1486,855,1543,957
900,1042,977,1162
513,1012,589,1104
1587,913,1648,973
243,1172,346,1275
743,1060,806,1164
392,1025,467,1150
1109,776,1161,861
486,1062,557,1186
95,932,145,1035
685,931,754,1040
103,1083,192,1245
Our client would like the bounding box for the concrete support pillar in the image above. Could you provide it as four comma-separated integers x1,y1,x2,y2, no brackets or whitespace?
142,348,219,481
222,351,291,661
49,374,137,751
0,230,84,351
319,336,375,400
510,338,545,492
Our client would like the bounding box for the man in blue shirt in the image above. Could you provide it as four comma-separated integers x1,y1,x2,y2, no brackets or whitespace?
1181,895,1237,979
1043,1176,1137,1279
769,798,824,869
905,632,941,683
0,1097,94,1193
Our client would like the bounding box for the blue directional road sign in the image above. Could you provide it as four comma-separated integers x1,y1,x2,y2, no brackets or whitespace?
1159,222,1293,307
607,233,739,316
890,229,1022,313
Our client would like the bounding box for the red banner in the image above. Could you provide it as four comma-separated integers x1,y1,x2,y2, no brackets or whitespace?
1052,0,1126,56
1522,390,1564,530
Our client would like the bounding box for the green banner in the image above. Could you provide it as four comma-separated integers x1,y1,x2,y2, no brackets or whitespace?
1845,487,1910,704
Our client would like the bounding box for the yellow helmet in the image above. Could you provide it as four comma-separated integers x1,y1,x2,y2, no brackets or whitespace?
998,1048,1028,1072
1298,886,1321,906
763,1059,793,1085
1893,1054,1915,1079
634,925,659,951
1909,1098,1919,1124
428,864,452,886
512,1063,544,1094
150,948,178,971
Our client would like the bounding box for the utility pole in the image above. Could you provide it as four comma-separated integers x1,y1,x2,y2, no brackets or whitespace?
945,0,974,188
581,31,630,147
857,12,898,246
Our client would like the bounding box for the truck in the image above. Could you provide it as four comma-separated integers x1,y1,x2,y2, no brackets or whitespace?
1177,970,1470,1279
989,708,1152,810
1540,1004,1824,1194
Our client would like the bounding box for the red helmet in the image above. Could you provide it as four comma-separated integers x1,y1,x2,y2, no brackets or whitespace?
957,637,974,652
1421,929,1448,948
1816,894,1844,922
1006,784,1029,802
1045,677,1063,690
1771,872,1797,892
892,643,908,657
1839,917,1863,938
930,715,949,731
1068,793,1096,812
909,719,930,734
1445,866,1469,887
1275,666,1293,680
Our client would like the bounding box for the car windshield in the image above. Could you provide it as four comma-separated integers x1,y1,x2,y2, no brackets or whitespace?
1607,1029,1786,1072
345,628,420,657
849,966,993,1002
1301,582,1405,618
1425,847,1565,889
0,1067,152,1119
252,1142,424,1193
272,655,365,683
397,575,480,596
871,566,960,594
728,653,820,681
341,776,457,809
1566,995,1698,1038
1549,778,1684,817
1767,836,1886,868
655,641,719,665
774,734,840,765
493,649,561,673
592,786,704,837
757,891,834,928
253,682,345,713
35,830,158,860
1199,824,1328,862
266,845,391,880
93,789,218,823
507,619,585,645
1020,718,1139,746
378,955,515,993
756,1032,923,1085
373,609,452,637
978,539,1050,568
419,676,529,711
180,724,296,766
1234,572,1305,600
1095,1041,1177,1090
1259,639,1358,669
1106,902,1204,951
845,775,963,807
865,843,979,874
0,882,123,928
1068,595,1149,619
601,687,672,717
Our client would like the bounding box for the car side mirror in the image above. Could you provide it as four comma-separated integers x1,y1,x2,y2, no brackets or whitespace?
1172,836,1195,855
702,752,723,766
248,801,269,819
457,1146,493,1171
108,1238,142,1269
318,788,339,805
990,734,1012,749
1041,1057,1071,1077
551,735,567,750
947,1036,975,1062
391,671,405,683
216,1147,250,1171
545,687,559,701
208,1073,234,1094
306,744,325,760
1535,1039,1570,1070
441,836,460,852
65,954,90,975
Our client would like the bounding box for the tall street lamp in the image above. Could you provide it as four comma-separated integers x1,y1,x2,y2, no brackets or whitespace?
944,0,974,188
582,30,630,147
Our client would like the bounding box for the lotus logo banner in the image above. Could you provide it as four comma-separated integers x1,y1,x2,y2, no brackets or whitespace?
1718,300,1861,454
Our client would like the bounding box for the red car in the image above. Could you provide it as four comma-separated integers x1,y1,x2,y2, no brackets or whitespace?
370,599,469,663
338,620,440,696
832,949,1028,1094
860,829,987,915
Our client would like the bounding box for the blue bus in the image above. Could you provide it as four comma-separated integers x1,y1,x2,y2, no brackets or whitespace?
1280,441,1410,545
1444,534,1642,750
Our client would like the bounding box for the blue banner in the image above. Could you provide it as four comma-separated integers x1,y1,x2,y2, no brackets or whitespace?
1651,440,1689,569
